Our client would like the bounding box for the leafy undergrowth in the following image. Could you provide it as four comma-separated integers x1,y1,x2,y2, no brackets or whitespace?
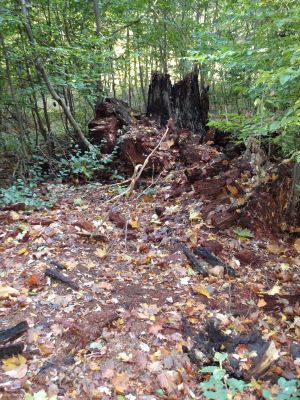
0,150,299,399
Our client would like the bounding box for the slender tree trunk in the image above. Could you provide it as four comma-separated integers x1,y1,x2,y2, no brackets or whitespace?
93,0,101,36
19,0,93,151
0,33,28,160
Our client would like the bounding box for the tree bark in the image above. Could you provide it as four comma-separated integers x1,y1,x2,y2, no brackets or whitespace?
93,0,101,37
19,0,93,151
0,33,28,160
171,71,207,138
146,72,172,126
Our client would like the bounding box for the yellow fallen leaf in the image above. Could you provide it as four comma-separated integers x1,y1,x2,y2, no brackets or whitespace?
94,246,107,259
2,355,27,379
195,286,211,298
189,208,202,221
0,285,19,299
117,352,132,362
9,211,20,221
129,218,139,229
18,247,28,256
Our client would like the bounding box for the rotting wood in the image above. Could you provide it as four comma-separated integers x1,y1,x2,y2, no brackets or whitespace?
194,246,238,277
0,343,24,359
49,260,66,271
45,267,79,290
181,245,208,275
0,321,29,344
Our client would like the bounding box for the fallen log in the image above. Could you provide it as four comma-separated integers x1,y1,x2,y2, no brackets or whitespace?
0,321,29,344
0,343,24,359
194,246,238,277
181,245,208,275
45,267,79,290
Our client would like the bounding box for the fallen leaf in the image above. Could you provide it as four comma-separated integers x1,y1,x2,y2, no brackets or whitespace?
293,238,300,252
2,354,27,378
157,370,180,394
0,285,20,299
140,342,150,352
112,372,130,394
129,219,139,229
94,246,107,259
257,298,267,308
38,343,54,356
18,247,28,256
195,286,211,298
189,208,202,221
264,284,281,296
117,352,132,362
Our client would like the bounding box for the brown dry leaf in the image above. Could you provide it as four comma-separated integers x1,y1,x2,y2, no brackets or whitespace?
112,372,130,394
267,243,285,254
160,139,174,150
94,246,107,259
149,322,163,335
26,274,40,287
38,343,54,356
293,238,300,253
257,298,267,308
227,184,239,197
195,286,211,298
209,266,224,277
157,370,180,394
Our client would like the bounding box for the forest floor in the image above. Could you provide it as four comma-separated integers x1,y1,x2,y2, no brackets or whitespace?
0,127,299,400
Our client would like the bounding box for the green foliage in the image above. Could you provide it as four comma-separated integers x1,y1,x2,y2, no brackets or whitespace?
262,378,300,400
199,353,300,400
58,135,123,181
233,228,255,239
0,179,56,210
192,0,300,156
200,353,248,399
58,145,102,181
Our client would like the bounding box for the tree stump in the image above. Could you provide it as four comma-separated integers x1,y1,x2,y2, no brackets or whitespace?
171,71,206,138
88,98,131,152
146,72,172,126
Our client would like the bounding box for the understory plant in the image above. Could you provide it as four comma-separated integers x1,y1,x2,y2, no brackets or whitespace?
199,353,300,400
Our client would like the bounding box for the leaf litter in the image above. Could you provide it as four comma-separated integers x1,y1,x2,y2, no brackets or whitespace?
0,131,299,399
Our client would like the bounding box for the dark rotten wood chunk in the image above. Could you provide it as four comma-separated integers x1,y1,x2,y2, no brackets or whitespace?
181,245,208,275
193,178,226,197
0,343,24,359
0,321,29,344
45,267,79,290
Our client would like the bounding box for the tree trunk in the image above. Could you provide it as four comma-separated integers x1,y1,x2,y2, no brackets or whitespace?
93,0,101,36
0,33,28,161
287,162,300,224
19,0,93,151
171,71,206,138
146,72,172,126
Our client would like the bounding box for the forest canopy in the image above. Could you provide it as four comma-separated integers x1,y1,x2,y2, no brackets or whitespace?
1,0,299,166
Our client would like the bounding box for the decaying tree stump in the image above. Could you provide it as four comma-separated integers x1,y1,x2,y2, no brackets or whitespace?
171,71,206,138
88,98,131,152
146,72,172,126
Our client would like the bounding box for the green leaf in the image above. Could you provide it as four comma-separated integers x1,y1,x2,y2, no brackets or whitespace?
233,228,255,239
